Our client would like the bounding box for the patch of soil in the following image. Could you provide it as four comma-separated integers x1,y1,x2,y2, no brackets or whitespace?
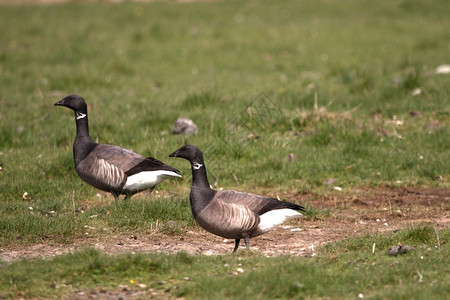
1,187,448,263
1,187,448,299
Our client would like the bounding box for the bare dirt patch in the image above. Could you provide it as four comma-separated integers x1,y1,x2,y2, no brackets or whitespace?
1,187,448,263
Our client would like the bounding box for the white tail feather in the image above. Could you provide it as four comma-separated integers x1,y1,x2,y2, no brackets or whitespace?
257,208,303,232
124,170,181,192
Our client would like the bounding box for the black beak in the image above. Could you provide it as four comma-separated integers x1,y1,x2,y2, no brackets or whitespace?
54,94,72,107
54,99,65,106
169,150,178,158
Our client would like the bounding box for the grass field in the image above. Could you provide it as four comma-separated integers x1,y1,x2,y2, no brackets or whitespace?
1,225,449,299
0,0,449,298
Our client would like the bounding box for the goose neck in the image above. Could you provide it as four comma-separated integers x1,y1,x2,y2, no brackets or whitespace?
191,161,211,189
72,112,96,165
74,111,91,139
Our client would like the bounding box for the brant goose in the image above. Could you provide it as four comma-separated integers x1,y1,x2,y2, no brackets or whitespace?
54,94,181,200
169,145,305,252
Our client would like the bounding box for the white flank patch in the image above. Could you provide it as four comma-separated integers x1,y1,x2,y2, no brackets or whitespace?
124,170,181,192
257,209,303,232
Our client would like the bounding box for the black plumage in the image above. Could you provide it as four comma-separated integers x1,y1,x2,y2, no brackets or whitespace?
169,144,305,252
54,94,181,200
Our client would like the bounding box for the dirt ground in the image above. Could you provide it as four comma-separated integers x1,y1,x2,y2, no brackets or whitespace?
1,187,448,263
1,187,448,299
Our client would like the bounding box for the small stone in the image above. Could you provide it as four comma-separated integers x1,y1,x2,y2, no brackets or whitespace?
435,64,450,74
387,244,415,256
411,88,422,96
173,117,198,134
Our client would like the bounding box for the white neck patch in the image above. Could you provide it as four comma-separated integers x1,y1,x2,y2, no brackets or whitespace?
193,162,203,170
76,112,86,120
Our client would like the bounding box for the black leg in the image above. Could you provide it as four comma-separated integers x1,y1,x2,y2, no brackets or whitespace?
244,237,250,249
233,239,241,252
145,186,156,196
112,192,119,202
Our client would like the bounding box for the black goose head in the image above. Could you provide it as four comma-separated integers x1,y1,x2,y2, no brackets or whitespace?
54,94,88,119
169,145,204,165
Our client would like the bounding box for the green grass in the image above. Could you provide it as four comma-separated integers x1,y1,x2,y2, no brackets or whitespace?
1,225,448,299
0,0,449,298
0,195,194,244
0,0,449,202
